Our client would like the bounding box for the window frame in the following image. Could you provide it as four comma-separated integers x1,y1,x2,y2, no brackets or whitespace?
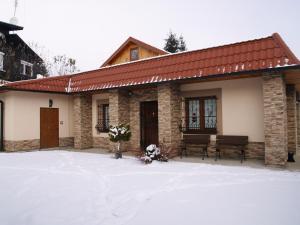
102,104,109,132
130,47,139,61
185,96,217,134
96,103,109,133
20,60,33,76
0,52,4,71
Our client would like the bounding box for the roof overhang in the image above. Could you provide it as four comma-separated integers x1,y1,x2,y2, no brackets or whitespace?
0,21,23,32
284,66,300,92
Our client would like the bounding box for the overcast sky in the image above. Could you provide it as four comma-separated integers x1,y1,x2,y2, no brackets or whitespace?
0,0,299,72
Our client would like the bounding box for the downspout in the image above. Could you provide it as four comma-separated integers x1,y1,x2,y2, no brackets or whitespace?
0,100,3,151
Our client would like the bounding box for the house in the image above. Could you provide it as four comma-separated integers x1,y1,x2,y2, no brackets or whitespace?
0,33,300,167
100,36,167,67
0,21,46,82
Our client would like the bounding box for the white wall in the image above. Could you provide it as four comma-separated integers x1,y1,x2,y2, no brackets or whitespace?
180,77,265,142
0,91,74,141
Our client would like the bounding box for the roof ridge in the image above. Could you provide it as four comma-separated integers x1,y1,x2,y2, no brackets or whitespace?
271,33,300,64
128,36,168,54
76,34,274,74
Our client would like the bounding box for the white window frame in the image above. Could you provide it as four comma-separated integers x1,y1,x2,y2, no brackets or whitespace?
20,60,33,76
0,52,4,71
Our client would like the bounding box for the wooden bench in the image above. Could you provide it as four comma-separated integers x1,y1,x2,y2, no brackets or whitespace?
180,135,210,160
215,135,248,163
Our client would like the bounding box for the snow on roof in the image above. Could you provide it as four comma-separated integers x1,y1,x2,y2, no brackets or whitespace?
2,33,299,94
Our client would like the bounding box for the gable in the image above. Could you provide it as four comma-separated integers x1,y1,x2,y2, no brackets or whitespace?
107,42,162,66
101,37,167,67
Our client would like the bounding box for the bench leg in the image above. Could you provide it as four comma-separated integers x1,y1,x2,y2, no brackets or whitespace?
202,147,208,160
240,149,245,163
180,147,187,158
215,149,220,161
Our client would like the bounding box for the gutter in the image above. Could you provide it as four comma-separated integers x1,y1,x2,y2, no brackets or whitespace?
0,64,300,95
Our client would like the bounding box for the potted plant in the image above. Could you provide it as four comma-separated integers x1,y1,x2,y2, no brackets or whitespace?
108,124,131,159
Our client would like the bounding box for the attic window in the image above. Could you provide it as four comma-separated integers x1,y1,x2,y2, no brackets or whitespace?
20,60,33,76
0,52,4,71
130,48,139,61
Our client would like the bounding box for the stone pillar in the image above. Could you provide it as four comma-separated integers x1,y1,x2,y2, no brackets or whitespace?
263,74,288,166
297,99,300,152
286,85,297,154
109,89,130,151
73,95,92,149
158,83,181,157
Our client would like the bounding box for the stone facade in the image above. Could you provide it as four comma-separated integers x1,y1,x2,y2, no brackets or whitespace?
93,137,110,150
59,137,74,148
108,89,130,151
128,88,157,152
263,74,288,166
4,137,74,152
297,102,300,151
286,84,297,153
4,139,40,151
73,95,93,149
158,83,181,157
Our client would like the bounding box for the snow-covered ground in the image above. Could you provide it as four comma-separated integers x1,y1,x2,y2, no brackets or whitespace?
0,151,300,225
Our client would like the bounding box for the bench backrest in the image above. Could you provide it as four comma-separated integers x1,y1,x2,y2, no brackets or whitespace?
182,134,210,145
216,135,248,146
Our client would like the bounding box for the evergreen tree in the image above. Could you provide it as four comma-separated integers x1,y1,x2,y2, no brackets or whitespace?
164,31,187,53
163,31,179,53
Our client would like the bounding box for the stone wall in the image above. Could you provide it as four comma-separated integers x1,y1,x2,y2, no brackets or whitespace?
59,137,74,148
4,139,40,151
4,137,74,151
128,88,157,152
158,83,181,157
73,95,92,149
297,101,300,152
286,85,297,153
263,74,288,166
93,137,110,150
108,89,130,151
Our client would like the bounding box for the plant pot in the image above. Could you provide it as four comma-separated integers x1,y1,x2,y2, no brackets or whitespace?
115,151,122,159
287,152,295,162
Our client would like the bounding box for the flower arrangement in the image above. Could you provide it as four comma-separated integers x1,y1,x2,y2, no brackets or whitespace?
109,124,131,159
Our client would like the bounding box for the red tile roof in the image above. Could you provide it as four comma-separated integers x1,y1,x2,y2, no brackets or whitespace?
101,36,168,67
2,33,299,93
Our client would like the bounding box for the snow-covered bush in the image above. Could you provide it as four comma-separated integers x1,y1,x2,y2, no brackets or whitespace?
109,124,131,158
141,144,168,164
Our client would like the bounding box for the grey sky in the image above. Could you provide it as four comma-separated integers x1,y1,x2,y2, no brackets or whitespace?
0,0,299,72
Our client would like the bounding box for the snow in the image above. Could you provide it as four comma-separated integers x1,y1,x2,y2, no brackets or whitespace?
0,151,300,225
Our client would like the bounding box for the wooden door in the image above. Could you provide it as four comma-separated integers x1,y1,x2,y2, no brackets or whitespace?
140,101,158,149
40,108,59,149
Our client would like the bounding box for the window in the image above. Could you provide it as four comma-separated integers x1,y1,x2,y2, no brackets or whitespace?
0,52,4,71
96,104,109,132
185,97,217,133
20,60,33,76
130,48,139,61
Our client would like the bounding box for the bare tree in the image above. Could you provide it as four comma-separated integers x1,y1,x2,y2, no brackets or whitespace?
29,42,80,76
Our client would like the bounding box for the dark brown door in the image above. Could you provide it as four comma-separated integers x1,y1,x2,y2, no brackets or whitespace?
140,101,158,149
40,108,59,149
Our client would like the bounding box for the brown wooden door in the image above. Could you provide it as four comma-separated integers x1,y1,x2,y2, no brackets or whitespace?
40,108,59,149
140,101,158,149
